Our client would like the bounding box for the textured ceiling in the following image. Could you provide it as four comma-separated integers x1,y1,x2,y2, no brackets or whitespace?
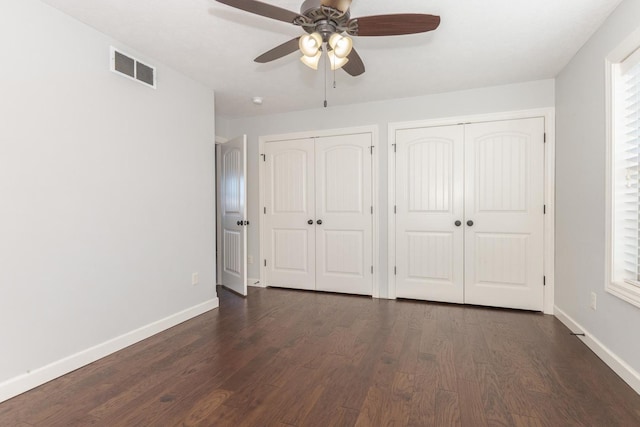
41,0,622,118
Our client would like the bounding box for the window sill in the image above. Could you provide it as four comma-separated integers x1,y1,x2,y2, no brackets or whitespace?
607,280,640,309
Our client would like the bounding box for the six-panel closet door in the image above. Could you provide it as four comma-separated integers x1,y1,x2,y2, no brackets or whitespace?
263,133,373,296
394,118,545,311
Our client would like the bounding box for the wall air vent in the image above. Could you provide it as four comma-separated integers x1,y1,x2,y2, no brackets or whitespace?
110,47,156,88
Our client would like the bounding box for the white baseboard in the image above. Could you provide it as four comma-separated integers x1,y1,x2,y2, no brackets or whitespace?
554,306,640,395
0,298,219,403
248,277,265,288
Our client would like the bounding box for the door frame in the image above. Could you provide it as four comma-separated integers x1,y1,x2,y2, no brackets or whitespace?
215,136,227,286
259,125,380,298
388,108,556,314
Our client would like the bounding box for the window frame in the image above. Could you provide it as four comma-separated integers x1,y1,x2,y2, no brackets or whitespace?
605,27,640,309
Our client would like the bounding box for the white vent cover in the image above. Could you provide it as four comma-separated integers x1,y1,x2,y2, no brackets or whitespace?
110,47,156,88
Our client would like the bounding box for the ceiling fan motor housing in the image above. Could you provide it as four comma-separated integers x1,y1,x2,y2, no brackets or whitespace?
299,0,351,38
301,0,350,15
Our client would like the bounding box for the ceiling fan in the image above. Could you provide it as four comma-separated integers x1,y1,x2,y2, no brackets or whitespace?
216,0,441,76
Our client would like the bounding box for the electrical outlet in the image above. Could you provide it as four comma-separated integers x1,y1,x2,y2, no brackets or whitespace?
192,272,199,286
590,292,597,310
248,255,254,264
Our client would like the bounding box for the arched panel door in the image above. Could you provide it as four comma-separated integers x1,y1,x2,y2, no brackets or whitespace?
393,118,545,311
263,133,374,296
464,118,544,310
221,135,247,296
395,125,465,303
315,134,373,295
263,139,316,290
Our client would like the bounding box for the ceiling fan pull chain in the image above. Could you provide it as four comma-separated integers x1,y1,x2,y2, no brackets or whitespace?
333,63,337,88
324,44,328,108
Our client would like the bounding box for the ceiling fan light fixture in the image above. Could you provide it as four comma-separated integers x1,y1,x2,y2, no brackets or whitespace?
299,32,323,57
328,33,353,58
300,51,322,70
328,50,349,70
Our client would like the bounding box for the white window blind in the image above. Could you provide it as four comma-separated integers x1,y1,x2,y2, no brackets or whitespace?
614,46,640,286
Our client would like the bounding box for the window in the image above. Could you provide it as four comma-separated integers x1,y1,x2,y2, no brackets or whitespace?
607,28,640,308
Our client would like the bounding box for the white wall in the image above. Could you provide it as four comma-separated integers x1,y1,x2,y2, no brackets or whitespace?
555,0,640,380
220,79,555,295
0,0,217,400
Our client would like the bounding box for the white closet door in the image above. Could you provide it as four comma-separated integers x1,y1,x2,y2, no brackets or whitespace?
315,133,373,295
264,139,316,290
464,118,545,311
395,126,465,303
220,136,247,296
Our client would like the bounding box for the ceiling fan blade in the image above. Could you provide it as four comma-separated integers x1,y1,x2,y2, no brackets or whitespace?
342,47,365,76
347,14,440,37
254,37,301,63
216,0,303,24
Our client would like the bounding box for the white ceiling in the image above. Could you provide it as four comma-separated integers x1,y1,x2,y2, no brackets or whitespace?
41,0,622,118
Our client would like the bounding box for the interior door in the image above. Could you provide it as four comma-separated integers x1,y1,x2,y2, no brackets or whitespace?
395,125,465,303
315,133,373,295
220,135,247,296
464,118,545,310
264,139,316,290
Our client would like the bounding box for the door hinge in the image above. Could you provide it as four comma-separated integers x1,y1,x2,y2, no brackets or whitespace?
261,154,266,161
392,143,396,153
371,205,373,214
264,259,267,267
370,146,374,154
543,204,546,214
371,265,373,274
264,206,266,214
543,276,546,286
394,266,397,275
394,205,397,214
543,133,547,143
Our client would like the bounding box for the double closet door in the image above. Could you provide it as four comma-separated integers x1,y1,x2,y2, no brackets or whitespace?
395,118,545,311
263,133,373,296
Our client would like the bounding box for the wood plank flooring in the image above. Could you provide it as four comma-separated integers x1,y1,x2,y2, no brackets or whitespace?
1,286,639,426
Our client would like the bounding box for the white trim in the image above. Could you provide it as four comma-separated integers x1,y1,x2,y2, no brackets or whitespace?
215,135,229,144
554,306,640,395
372,128,381,299
0,299,219,403
215,143,222,285
248,277,265,288
259,125,380,143
544,111,556,314
259,136,266,293
388,125,397,301
604,27,640,310
259,125,380,298
387,108,556,313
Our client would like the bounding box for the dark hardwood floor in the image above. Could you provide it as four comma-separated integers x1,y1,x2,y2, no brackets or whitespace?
1,286,640,426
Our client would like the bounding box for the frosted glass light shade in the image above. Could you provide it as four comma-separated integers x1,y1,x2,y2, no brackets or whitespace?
299,32,323,57
328,50,349,70
300,51,321,70
328,33,353,58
